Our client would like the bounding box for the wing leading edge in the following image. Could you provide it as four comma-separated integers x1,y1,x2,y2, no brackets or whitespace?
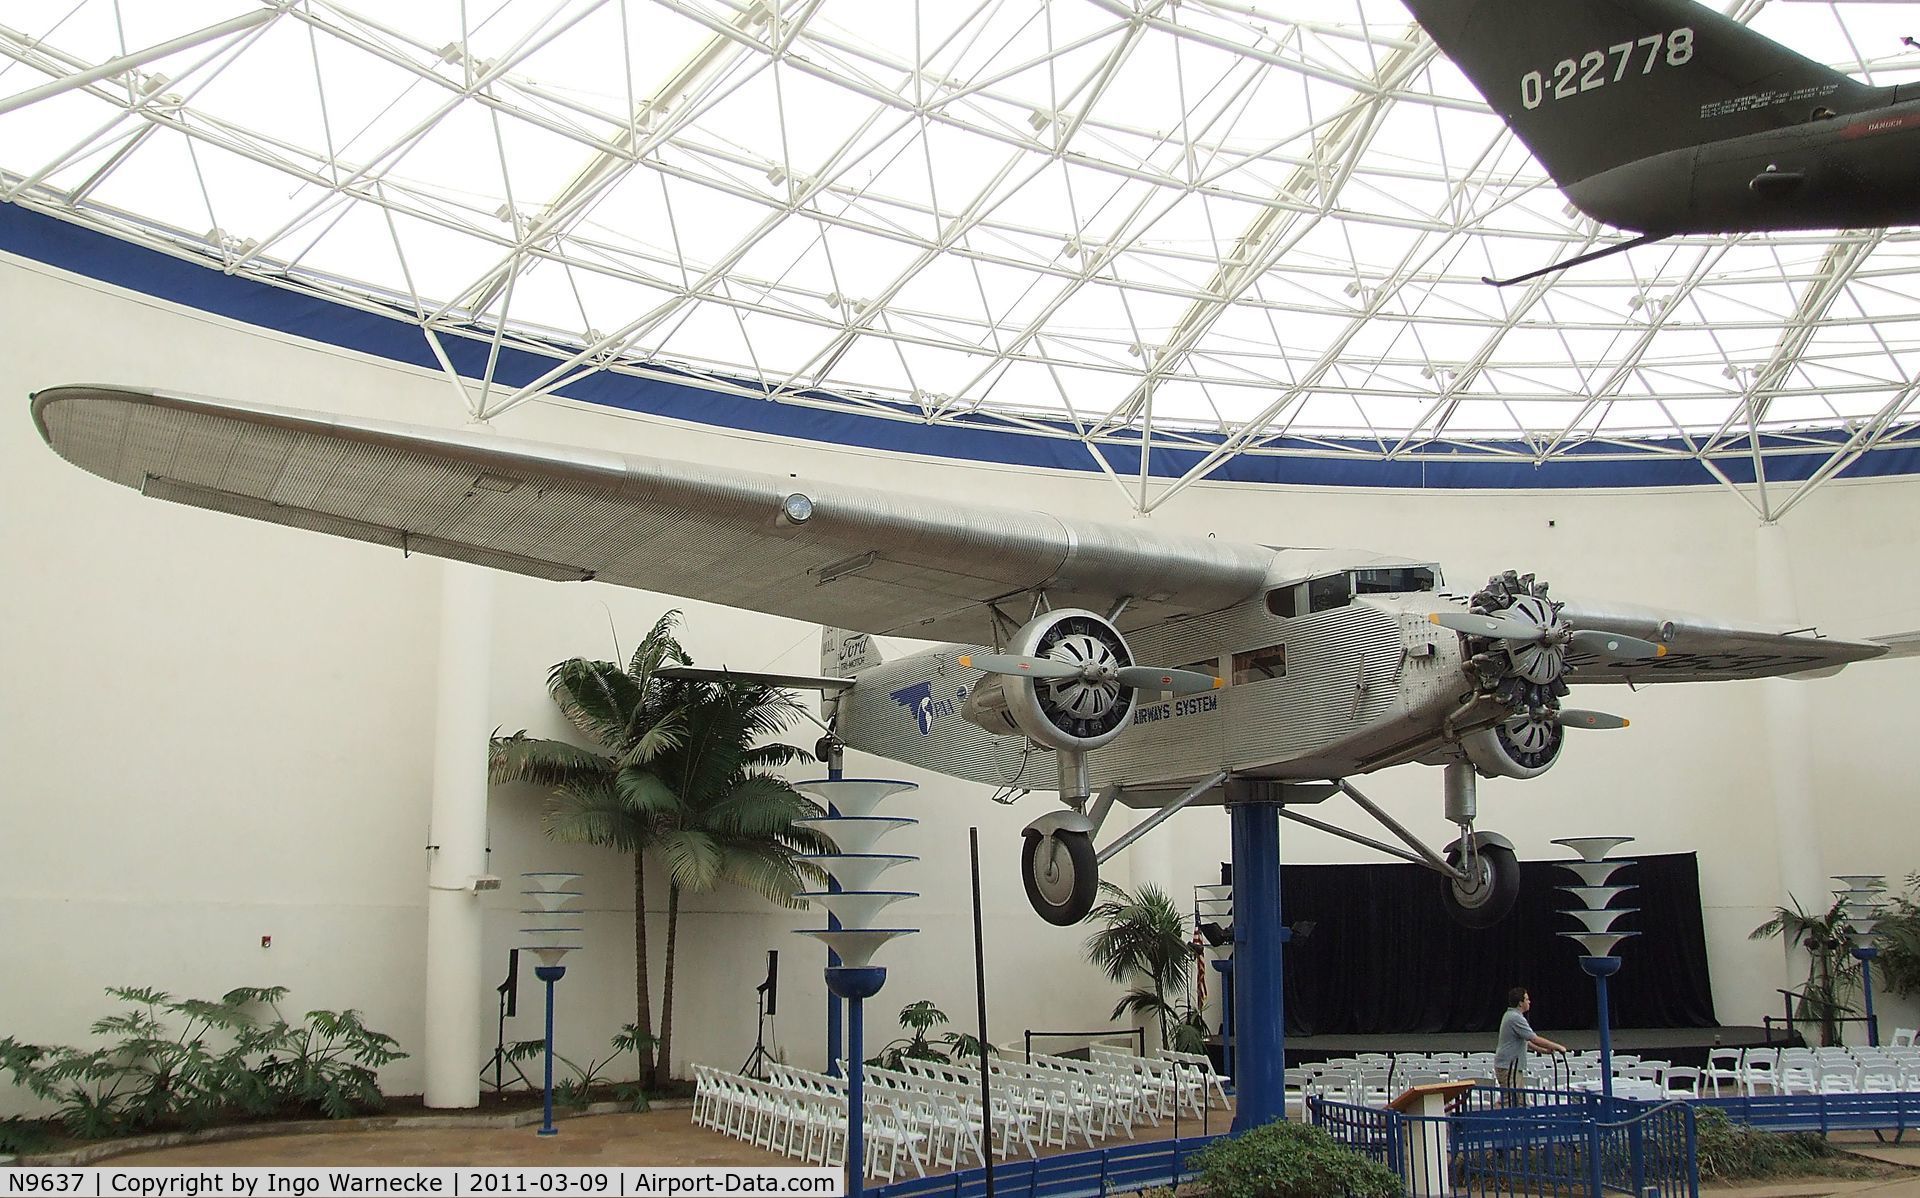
31,385,1274,643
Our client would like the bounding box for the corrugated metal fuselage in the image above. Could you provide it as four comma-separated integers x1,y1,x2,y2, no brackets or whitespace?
833,592,1473,800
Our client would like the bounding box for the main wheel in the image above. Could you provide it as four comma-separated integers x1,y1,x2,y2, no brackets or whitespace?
1441,842,1520,929
1022,829,1099,925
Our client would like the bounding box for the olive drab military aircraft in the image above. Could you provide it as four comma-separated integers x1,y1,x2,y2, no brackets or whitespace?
32,386,1910,926
1403,0,1920,284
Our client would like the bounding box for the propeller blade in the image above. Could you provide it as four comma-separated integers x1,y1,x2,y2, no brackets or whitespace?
1429,610,1543,641
1115,666,1222,696
1558,709,1629,730
1569,629,1667,660
955,653,1080,679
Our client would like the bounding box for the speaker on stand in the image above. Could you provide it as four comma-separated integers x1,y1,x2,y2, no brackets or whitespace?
482,948,537,1095
739,950,778,1078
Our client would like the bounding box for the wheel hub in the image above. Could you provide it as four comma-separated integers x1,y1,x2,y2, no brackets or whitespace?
1033,836,1078,904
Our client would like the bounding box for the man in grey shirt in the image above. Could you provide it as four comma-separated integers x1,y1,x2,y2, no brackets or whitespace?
1497,987,1568,1096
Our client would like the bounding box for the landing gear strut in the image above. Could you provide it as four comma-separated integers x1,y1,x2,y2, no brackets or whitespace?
1438,762,1520,928
1302,768,1521,929
1022,752,1102,925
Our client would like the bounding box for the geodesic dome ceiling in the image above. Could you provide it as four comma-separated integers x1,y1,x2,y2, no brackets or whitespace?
3,0,1918,514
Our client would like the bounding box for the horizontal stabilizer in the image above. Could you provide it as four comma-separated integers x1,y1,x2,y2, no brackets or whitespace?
1869,630,1920,660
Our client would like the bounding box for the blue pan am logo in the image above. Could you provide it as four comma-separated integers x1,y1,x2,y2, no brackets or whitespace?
889,680,965,735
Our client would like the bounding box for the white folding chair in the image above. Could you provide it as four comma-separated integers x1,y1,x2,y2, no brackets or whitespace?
1661,1065,1704,1099
1817,1063,1860,1094
1705,1048,1743,1097
1742,1048,1780,1095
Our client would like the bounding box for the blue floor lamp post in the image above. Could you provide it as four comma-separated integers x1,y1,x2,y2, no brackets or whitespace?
795,779,919,1198
1553,838,1637,1101
1835,875,1889,1047
521,871,584,1137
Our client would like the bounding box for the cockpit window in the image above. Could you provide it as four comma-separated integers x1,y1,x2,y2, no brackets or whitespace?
1268,566,1440,617
1308,573,1352,612
1354,567,1439,595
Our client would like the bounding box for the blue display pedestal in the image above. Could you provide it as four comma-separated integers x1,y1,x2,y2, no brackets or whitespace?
1230,800,1287,1132
535,964,567,1136
1855,946,1881,1047
827,966,887,1198
1580,955,1621,1100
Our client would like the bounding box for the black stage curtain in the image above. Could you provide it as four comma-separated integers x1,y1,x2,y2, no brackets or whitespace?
1274,853,1716,1035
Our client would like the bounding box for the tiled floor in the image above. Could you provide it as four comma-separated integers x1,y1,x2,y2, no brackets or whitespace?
90,1100,1236,1170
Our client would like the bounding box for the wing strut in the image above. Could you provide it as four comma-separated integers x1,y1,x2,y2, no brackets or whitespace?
1094,770,1228,866
1334,778,1468,879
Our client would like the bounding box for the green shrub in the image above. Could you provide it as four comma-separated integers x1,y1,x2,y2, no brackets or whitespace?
239,995,406,1120
1191,1120,1402,1198
0,986,406,1140
1692,1107,1866,1181
867,1000,986,1071
0,1116,55,1156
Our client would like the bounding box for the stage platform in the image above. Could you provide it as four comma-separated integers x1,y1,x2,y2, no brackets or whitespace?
1226,1026,1797,1069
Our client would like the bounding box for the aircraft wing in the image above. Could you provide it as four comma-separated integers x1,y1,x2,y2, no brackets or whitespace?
31,385,1274,644
1557,597,1888,683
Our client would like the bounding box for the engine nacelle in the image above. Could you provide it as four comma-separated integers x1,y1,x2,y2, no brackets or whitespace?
958,609,1136,752
1462,712,1564,780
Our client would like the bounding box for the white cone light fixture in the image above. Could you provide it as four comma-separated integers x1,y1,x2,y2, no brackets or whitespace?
792,779,919,968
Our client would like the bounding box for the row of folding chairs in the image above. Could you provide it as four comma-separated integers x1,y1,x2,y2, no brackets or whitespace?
912,1055,1105,1148
1150,1047,1235,1109
1705,1045,1920,1096
1287,1052,1503,1109
691,1064,928,1182
906,1049,1180,1148
894,1058,1043,1158
692,1065,848,1166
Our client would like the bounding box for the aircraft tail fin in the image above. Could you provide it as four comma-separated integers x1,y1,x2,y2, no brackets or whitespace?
1405,0,1882,188
821,627,883,678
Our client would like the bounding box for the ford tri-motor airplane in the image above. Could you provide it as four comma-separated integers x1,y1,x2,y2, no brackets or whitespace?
32,386,1903,926
1404,0,1920,283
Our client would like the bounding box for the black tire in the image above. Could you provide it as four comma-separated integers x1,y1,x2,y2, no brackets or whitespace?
1022,829,1099,925
1441,842,1520,929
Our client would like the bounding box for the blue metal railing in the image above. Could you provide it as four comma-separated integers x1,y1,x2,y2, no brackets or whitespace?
867,1087,1920,1198
1312,1086,1698,1198
868,1134,1225,1198
1695,1089,1920,1135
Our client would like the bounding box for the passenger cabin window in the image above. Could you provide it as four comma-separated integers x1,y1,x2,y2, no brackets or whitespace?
1233,644,1287,685
1267,566,1440,618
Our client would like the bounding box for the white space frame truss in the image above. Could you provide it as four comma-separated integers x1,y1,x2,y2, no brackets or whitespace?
2,0,1917,520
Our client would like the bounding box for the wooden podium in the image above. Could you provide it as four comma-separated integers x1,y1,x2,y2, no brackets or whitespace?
1389,1081,1476,1197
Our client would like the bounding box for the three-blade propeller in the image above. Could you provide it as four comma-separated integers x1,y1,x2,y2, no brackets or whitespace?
957,654,1221,696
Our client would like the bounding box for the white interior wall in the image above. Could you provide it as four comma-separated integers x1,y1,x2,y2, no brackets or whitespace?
3,251,1917,1114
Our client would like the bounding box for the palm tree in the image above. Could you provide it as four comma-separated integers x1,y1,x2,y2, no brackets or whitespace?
1085,881,1198,1050
636,677,828,1080
488,611,688,1085
1751,897,1860,1046
1875,875,1920,998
